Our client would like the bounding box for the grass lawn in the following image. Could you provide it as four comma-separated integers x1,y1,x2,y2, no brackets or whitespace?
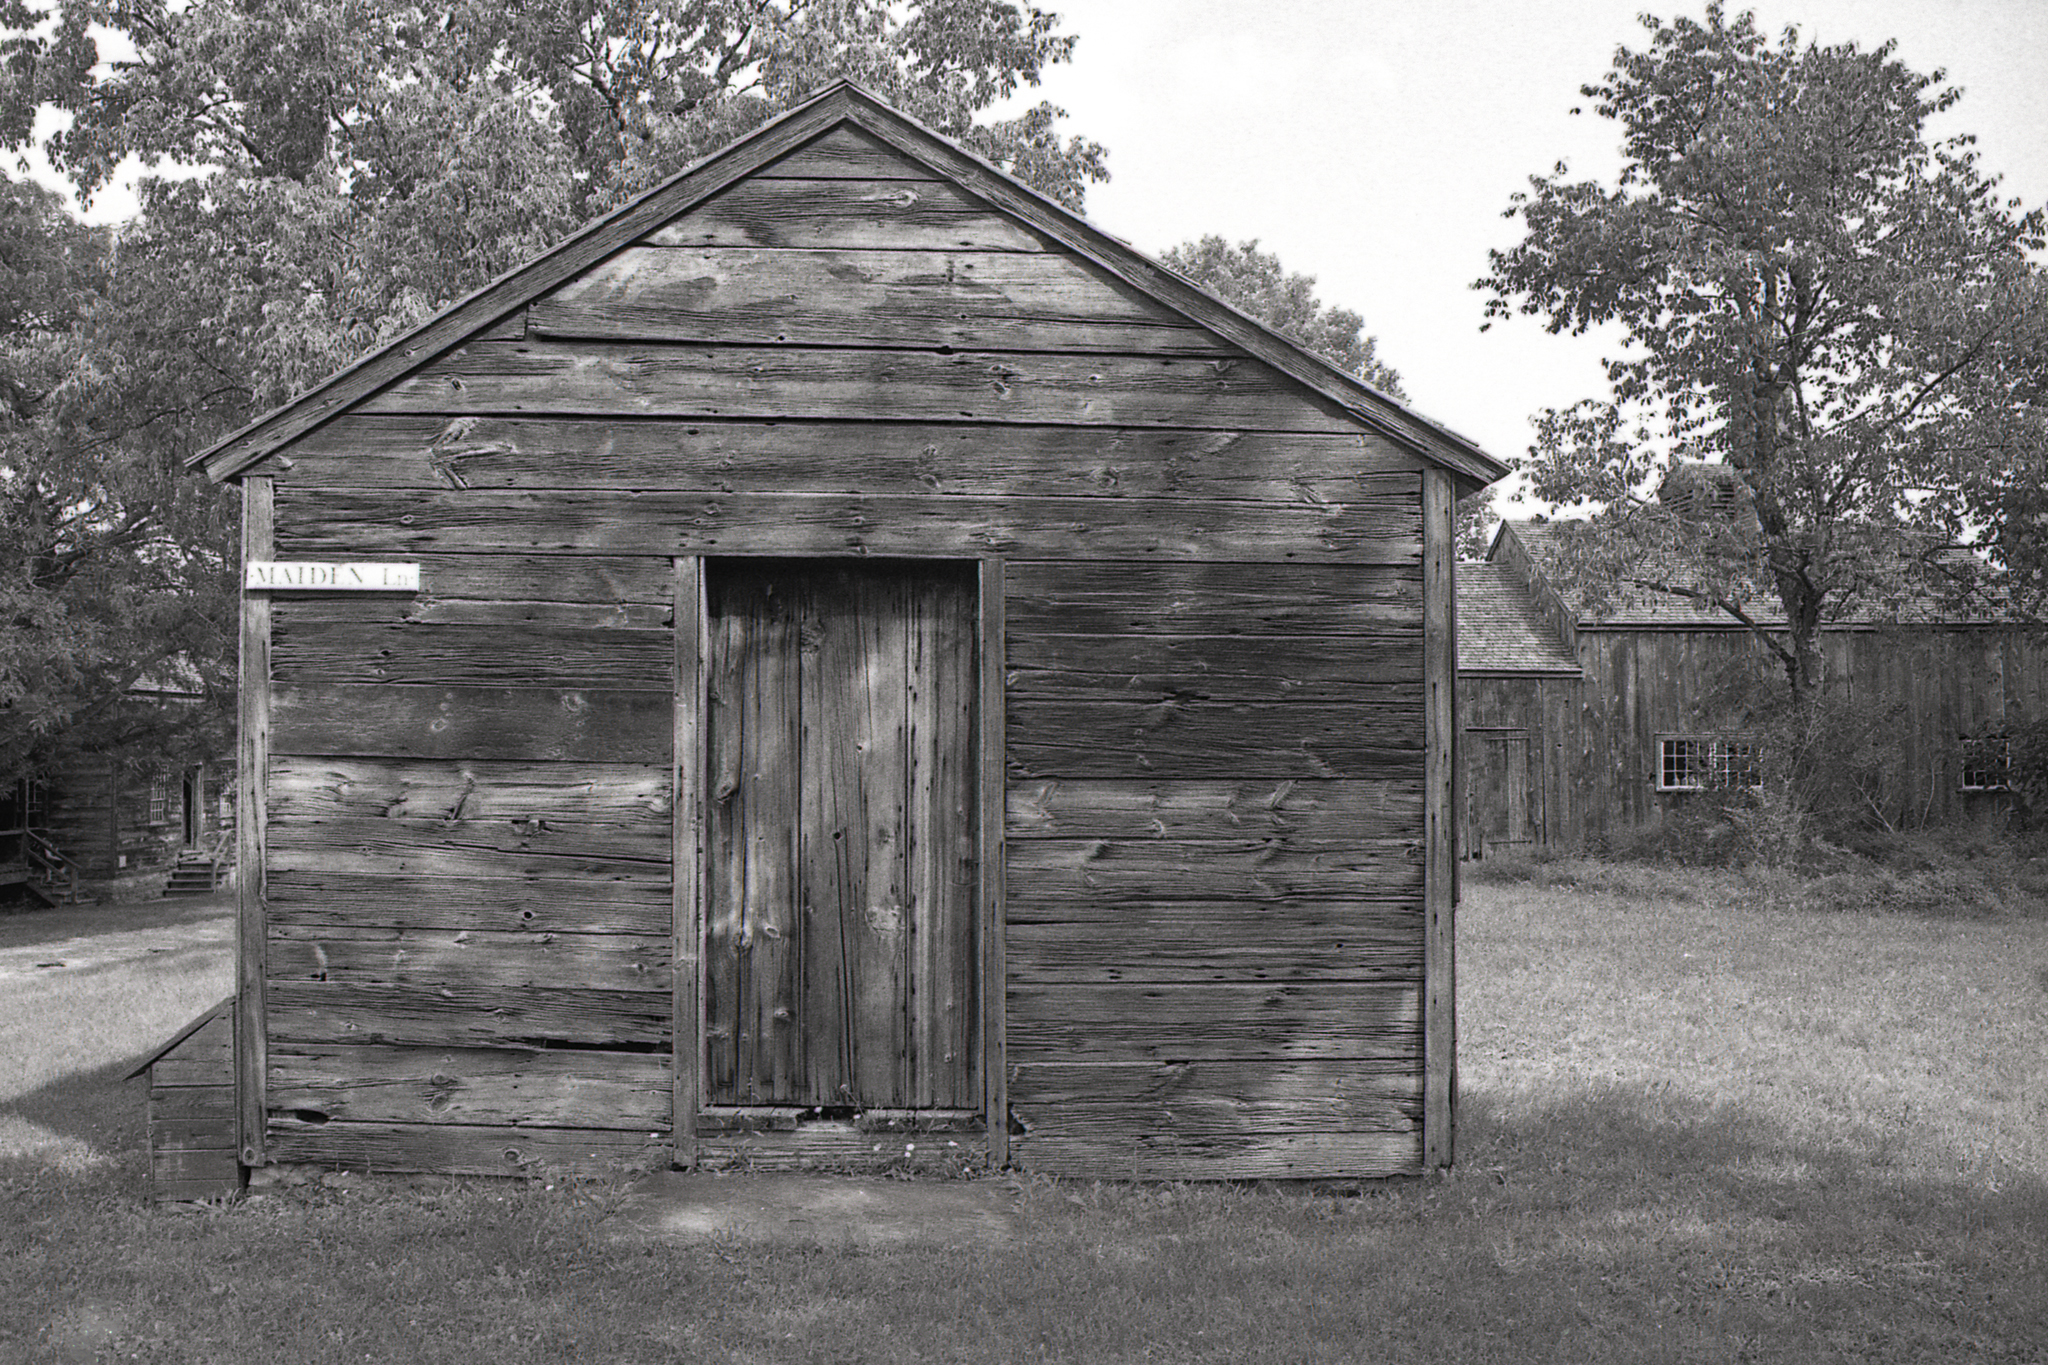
2,870,2044,1363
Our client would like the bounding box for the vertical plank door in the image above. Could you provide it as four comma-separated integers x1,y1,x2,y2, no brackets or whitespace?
703,560,978,1110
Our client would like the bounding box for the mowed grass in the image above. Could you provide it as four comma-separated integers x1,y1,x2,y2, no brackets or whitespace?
2,872,2044,1363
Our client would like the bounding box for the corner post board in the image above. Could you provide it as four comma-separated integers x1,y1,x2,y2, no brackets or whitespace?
672,557,707,1168
236,476,273,1167
1421,468,1458,1168
978,557,1008,1167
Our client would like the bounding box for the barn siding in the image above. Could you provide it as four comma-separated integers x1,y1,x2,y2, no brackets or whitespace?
244,120,1442,1179
1466,623,2048,856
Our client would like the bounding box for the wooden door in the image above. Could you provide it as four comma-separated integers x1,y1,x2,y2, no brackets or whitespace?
1465,728,1537,858
704,560,979,1110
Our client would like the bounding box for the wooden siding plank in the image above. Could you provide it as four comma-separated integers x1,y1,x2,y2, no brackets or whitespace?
1004,838,1422,902
264,1118,666,1176
1421,467,1458,1169
266,871,673,935
362,342,1374,436
238,474,273,1168
268,1044,671,1128
268,757,671,827
1005,779,1424,842
267,982,670,1050
1010,1065,1421,1137
267,927,670,992
1004,901,1421,983
1005,560,1423,635
270,684,673,762
703,591,745,1102
272,488,1423,565
267,817,670,882
529,247,1231,354
270,617,673,688
642,174,1046,251
1006,701,1424,781
274,416,1425,496
1005,632,1420,700
759,126,943,181
1005,983,1421,1062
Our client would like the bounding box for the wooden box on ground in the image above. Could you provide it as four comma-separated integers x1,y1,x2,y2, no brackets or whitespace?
188,82,1507,1183
128,997,241,1203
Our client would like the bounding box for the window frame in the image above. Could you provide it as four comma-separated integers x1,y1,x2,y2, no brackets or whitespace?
1958,732,2011,793
1656,734,1763,792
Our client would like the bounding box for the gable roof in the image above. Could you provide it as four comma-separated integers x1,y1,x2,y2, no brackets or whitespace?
189,81,1509,494
1456,560,1581,674
1507,520,2006,628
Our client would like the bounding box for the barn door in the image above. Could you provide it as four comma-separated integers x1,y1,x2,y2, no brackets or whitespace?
703,560,979,1111
1465,728,1537,858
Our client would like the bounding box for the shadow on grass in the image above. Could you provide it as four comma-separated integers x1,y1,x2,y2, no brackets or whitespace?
0,1057,151,1189
1446,1082,2048,1357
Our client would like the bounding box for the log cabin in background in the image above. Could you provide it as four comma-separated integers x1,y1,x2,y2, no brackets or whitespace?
1458,511,2046,857
185,82,1507,1187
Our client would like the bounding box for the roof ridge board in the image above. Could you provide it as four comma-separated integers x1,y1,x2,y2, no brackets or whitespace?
192,84,864,482
831,95,1507,491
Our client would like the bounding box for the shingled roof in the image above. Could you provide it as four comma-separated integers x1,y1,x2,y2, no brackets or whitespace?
1507,520,2004,629
1456,561,1579,675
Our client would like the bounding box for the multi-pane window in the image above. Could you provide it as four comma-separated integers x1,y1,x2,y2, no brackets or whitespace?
1959,733,2011,791
146,780,170,825
1657,736,1761,791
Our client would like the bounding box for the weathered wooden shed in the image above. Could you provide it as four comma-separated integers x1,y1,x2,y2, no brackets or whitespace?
189,83,1506,1182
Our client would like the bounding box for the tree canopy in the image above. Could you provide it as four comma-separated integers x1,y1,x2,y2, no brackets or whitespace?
0,0,1105,782
1478,4,2048,697
1161,235,1404,398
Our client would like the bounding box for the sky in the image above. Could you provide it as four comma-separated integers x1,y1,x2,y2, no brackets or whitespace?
991,0,2048,506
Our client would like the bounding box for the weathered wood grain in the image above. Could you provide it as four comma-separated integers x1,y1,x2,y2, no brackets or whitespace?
276,594,671,629
673,556,705,1167
268,756,671,826
1004,779,1424,842
270,684,673,763
273,415,1424,496
530,246,1231,354
363,342,1368,435
1009,1061,1422,1137
268,1044,671,1127
273,488,1422,564
1005,700,1425,781
239,475,272,1168
1008,1130,1422,1181
1004,632,1421,700
1004,982,1421,1062
268,982,669,1049
267,814,669,881
1004,902,1421,983
1005,560,1424,635
266,871,672,935
1421,466,1458,1170
1003,837,1423,902
642,174,1044,251
149,1115,240,1152
149,1148,243,1183
268,926,670,993
150,1084,237,1121
978,557,1007,1166
264,1117,667,1176
270,617,674,687
694,1125,987,1173
759,126,943,180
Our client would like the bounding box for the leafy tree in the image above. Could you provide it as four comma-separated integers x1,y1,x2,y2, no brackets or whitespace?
1162,235,1404,397
0,0,1105,783
1478,4,2048,699
0,177,235,782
